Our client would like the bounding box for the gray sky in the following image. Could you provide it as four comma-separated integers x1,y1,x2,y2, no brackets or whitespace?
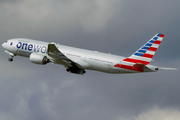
0,0,180,120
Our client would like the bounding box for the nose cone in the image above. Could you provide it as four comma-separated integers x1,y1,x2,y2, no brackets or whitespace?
2,42,6,49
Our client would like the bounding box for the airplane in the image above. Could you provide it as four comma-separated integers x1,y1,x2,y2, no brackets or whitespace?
2,33,176,75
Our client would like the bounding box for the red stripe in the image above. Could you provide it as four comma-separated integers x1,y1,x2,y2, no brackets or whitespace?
148,47,157,51
114,64,144,72
160,34,165,37
133,64,144,69
154,40,161,45
114,63,121,67
123,58,150,65
143,53,153,58
120,64,144,72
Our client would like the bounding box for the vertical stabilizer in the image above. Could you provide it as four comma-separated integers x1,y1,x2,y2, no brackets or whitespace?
124,33,165,65
115,33,165,72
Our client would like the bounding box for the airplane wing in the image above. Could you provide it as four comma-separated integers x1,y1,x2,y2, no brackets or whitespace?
47,43,80,68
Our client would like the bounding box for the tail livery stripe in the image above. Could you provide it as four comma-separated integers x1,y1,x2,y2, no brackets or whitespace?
145,50,155,55
114,63,144,72
143,53,153,58
157,34,165,37
148,47,157,51
123,58,150,65
114,33,165,72
151,44,159,48
121,64,144,72
131,33,164,60
154,40,161,44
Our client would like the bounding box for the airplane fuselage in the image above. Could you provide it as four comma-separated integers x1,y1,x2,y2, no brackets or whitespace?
2,36,160,75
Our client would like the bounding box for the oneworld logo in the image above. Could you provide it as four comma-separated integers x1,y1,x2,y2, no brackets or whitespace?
16,42,47,53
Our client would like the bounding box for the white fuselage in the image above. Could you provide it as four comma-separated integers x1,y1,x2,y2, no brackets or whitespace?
2,38,158,74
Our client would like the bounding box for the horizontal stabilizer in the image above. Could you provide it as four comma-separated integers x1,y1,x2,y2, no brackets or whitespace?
159,67,177,70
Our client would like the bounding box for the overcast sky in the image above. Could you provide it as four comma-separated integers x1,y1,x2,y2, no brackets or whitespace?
0,0,180,120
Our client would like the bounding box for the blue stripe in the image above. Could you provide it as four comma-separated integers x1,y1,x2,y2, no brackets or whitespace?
149,40,155,43
157,33,161,37
141,46,150,50
138,50,146,53
153,37,158,40
134,53,144,56
145,43,152,46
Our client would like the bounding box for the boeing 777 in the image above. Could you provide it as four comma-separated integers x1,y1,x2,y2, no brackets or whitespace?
2,33,176,75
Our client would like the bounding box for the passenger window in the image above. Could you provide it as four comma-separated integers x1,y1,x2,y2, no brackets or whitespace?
10,42,13,46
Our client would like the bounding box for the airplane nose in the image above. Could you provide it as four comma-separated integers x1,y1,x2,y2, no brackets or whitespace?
2,42,7,49
2,42,5,49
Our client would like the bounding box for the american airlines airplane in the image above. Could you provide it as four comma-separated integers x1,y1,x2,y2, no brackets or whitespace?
2,33,176,75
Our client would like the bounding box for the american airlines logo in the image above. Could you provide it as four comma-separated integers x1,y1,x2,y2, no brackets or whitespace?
16,42,47,53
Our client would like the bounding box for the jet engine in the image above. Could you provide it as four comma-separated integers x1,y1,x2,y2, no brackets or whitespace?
30,53,50,65
66,67,86,75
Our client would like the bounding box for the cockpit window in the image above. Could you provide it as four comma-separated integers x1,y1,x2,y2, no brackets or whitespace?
10,42,13,46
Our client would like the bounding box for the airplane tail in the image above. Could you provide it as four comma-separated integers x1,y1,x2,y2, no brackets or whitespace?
116,33,165,72
124,33,165,65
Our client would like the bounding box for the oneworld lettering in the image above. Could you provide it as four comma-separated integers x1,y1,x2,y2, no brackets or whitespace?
16,42,47,53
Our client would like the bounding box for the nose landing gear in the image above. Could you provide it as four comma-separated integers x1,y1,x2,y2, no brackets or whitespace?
5,50,15,62
8,57,13,62
8,55,15,62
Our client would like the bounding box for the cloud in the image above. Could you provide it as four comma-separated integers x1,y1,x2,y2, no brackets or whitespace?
1,0,53,22
118,107,180,120
0,58,35,79
0,0,119,39
134,107,180,120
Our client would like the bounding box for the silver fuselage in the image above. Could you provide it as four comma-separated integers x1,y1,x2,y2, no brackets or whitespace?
2,38,158,74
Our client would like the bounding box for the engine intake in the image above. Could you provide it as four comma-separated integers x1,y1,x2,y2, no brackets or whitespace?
30,53,50,65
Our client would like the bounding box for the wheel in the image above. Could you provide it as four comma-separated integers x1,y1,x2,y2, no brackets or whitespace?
8,58,13,62
66,69,70,72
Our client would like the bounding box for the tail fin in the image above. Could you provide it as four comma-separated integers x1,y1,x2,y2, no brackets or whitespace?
123,33,165,65
114,33,165,72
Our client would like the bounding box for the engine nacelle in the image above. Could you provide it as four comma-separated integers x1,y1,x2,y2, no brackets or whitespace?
66,67,86,75
30,53,50,65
